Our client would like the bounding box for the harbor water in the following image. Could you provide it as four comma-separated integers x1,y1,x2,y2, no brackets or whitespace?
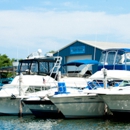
0,115,130,130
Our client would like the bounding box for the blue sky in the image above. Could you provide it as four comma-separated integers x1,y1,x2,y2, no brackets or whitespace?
0,0,130,59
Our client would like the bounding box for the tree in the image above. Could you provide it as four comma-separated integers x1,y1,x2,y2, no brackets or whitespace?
0,54,12,67
0,54,13,78
49,50,55,53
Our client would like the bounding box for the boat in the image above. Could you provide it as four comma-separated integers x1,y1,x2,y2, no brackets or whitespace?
0,49,62,116
91,79,130,117
46,59,106,119
22,59,99,118
59,59,98,88
48,89,105,118
48,48,130,119
86,48,130,89
87,48,130,117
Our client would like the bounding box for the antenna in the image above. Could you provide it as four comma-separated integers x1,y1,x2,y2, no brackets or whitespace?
94,47,96,60
57,50,59,56
37,49,42,56
94,31,98,60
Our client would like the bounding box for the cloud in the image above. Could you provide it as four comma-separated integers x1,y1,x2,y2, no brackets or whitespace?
0,9,130,58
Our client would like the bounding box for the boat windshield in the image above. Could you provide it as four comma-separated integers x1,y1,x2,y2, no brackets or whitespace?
119,80,130,87
99,51,117,65
99,50,130,65
18,59,55,75
39,61,54,73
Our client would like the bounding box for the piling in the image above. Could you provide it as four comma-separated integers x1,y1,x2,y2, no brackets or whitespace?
18,73,23,117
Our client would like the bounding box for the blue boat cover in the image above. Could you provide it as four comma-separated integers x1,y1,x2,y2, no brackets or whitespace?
63,59,99,67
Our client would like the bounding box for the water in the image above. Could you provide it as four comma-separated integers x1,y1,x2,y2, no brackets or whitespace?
0,115,130,130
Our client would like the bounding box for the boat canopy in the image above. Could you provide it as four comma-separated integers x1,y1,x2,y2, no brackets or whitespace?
98,48,130,71
63,59,99,67
20,56,58,63
102,48,130,54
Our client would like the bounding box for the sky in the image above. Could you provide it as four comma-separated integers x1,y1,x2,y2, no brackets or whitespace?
0,0,130,59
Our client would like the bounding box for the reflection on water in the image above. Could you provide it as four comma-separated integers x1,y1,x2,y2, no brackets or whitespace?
0,116,130,130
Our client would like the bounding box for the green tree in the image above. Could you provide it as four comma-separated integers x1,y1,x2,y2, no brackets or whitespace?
49,50,55,53
0,54,11,67
0,54,13,78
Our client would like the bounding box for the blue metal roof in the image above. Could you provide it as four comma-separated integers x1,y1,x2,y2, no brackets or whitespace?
63,59,99,67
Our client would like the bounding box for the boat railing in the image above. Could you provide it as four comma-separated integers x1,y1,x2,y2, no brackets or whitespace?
25,86,57,95
24,79,89,95
7,80,130,96
86,80,122,90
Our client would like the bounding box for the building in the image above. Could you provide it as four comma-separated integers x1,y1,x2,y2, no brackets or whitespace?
54,40,130,74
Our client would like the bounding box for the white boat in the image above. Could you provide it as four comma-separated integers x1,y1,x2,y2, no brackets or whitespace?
0,49,62,116
46,60,106,119
88,48,130,116
48,90,105,118
94,82,130,116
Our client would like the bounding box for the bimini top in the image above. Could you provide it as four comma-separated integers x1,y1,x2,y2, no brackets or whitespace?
63,59,99,67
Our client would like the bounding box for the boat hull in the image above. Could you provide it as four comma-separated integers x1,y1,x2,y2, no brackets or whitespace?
98,94,130,115
50,94,105,118
23,100,65,118
0,97,31,116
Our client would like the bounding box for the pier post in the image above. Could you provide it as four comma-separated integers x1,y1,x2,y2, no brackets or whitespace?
102,68,107,89
18,73,23,117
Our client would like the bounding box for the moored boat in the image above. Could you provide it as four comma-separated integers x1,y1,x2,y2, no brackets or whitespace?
48,90,105,118
0,49,62,116
87,48,130,117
